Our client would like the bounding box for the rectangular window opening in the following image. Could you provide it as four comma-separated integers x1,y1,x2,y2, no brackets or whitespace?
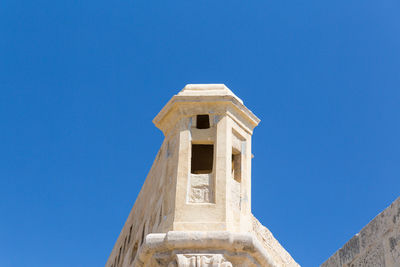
196,114,210,129
191,144,214,174
232,151,241,182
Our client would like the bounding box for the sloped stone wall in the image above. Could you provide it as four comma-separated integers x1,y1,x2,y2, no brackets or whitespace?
106,129,181,267
252,215,300,267
321,197,400,267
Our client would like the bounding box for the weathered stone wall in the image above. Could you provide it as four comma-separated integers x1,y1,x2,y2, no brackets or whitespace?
252,215,300,267
106,128,181,267
321,197,400,267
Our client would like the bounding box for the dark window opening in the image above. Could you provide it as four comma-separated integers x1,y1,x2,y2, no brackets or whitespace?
232,152,241,182
191,144,214,174
196,114,210,129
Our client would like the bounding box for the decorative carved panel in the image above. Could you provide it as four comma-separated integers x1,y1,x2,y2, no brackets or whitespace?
168,254,232,267
188,174,213,203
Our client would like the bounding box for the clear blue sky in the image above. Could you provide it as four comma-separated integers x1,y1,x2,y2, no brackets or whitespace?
1,1,399,266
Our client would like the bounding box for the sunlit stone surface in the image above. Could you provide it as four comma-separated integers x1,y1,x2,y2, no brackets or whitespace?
105,84,299,267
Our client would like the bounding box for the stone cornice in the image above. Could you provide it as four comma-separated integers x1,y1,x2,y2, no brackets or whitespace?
153,94,260,136
134,231,278,267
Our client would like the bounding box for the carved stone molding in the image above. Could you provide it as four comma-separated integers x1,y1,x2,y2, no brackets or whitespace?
168,254,233,267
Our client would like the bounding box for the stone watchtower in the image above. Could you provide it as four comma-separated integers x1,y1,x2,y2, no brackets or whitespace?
106,85,299,267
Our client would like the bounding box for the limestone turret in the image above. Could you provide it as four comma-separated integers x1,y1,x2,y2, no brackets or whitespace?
152,84,259,233
106,84,299,267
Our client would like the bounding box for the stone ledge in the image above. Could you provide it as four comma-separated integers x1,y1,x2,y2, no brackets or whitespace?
134,231,280,267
